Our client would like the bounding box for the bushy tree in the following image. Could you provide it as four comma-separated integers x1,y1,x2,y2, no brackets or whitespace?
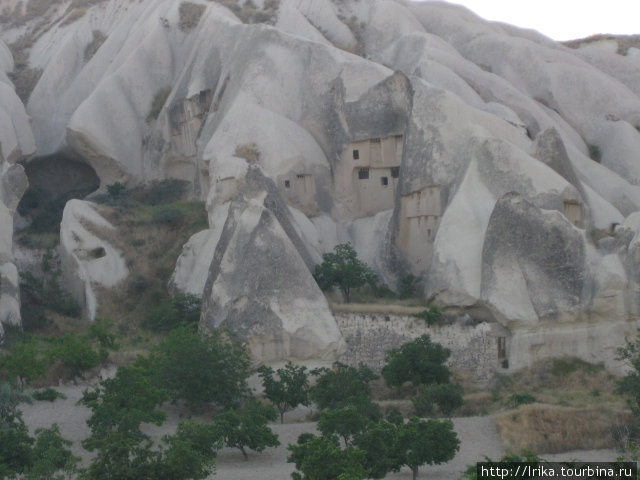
311,363,378,411
313,243,376,302
50,333,101,382
213,398,280,461
382,334,452,388
0,383,77,480
287,433,368,480
617,332,640,417
27,425,79,480
151,326,250,410
258,362,311,424
353,420,403,479
142,294,201,332
411,383,464,417
0,338,47,387
461,451,544,480
317,406,371,447
79,365,220,480
396,417,460,480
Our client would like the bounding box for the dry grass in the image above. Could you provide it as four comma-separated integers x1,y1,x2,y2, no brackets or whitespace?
178,2,206,32
330,303,426,315
495,404,632,453
234,143,260,163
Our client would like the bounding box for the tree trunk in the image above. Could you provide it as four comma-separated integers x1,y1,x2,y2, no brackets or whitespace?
412,467,419,480
280,410,284,424
239,446,248,461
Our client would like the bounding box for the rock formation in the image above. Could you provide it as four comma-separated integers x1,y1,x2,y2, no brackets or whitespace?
2,0,640,367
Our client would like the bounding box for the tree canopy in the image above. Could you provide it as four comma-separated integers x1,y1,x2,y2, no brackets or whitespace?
382,334,452,388
258,362,311,424
313,243,376,302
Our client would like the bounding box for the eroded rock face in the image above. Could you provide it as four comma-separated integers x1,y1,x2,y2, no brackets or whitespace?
200,167,345,362
481,193,587,326
3,0,640,370
60,200,128,320
0,40,35,338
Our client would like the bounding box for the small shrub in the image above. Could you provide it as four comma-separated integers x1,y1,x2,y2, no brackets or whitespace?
179,2,206,31
146,87,171,122
32,388,67,402
412,305,443,326
49,333,101,381
131,179,187,205
508,392,537,407
411,383,463,417
106,181,126,200
20,305,48,331
151,207,185,227
142,294,201,332
550,357,600,377
589,144,602,162
398,274,417,299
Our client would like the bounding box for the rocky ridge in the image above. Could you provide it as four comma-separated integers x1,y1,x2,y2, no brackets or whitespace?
1,0,640,369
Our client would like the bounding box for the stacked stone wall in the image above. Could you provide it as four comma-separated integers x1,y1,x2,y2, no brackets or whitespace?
335,313,500,385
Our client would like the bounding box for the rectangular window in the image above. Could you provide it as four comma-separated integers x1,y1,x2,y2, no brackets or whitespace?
497,337,506,359
296,174,305,179
284,180,290,188
370,138,381,143
353,149,360,160
358,168,370,180
391,167,400,178
381,177,388,186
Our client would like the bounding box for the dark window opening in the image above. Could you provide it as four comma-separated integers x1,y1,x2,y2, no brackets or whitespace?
89,247,106,259
391,167,400,178
296,174,305,179
381,176,388,186
358,168,370,180
353,149,360,160
497,337,506,360
284,180,290,188
371,138,381,143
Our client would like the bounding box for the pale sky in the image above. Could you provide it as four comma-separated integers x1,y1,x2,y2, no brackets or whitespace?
444,1,640,41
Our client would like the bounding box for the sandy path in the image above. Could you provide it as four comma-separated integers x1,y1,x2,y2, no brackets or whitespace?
19,383,620,479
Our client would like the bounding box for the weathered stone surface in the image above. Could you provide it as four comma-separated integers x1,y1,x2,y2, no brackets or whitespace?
60,200,128,320
481,192,586,326
201,167,345,362
335,312,502,386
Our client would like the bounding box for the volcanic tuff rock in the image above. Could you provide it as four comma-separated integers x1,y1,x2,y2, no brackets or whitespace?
0,38,34,339
2,0,640,367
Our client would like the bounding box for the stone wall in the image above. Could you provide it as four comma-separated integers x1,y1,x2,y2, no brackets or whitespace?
335,312,503,385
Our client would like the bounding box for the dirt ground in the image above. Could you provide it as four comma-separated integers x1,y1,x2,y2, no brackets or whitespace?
19,382,620,480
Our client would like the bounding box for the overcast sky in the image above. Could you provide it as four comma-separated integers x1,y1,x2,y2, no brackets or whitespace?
443,1,640,41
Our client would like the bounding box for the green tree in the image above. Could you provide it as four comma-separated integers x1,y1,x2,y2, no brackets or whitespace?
411,383,464,417
461,451,544,480
352,420,403,479
617,332,640,417
0,383,77,480
0,338,47,387
258,362,310,424
382,334,452,388
151,326,250,410
142,294,201,332
79,365,220,480
212,398,280,461
287,433,368,480
317,406,371,447
313,243,376,302
396,417,459,480
50,333,101,382
27,425,79,480
311,363,378,411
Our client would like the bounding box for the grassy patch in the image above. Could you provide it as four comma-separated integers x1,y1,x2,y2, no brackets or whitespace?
179,2,206,31
495,404,632,453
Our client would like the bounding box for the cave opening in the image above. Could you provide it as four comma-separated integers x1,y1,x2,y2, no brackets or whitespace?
16,152,100,235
